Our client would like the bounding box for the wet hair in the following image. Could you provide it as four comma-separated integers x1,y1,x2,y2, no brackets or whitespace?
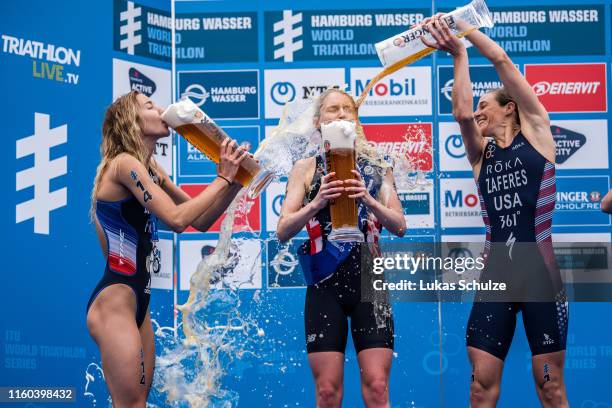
490,87,520,126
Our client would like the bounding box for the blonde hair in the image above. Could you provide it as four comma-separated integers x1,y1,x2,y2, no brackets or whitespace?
90,91,157,219
314,88,388,169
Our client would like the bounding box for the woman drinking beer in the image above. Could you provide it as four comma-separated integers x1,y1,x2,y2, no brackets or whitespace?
277,88,406,408
422,15,569,407
86,91,247,407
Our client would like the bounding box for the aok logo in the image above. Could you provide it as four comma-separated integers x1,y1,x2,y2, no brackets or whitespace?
355,78,416,97
444,190,479,208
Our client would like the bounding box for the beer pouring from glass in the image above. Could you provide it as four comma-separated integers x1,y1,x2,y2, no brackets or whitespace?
162,97,274,199
322,120,364,243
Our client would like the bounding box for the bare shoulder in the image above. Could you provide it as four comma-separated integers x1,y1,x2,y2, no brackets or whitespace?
521,122,556,164
290,156,316,187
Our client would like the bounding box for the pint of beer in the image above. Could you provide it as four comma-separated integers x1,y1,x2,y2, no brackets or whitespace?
375,0,493,68
321,120,364,243
162,97,274,198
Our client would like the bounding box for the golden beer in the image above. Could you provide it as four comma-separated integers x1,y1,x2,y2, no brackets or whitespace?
321,121,364,243
162,98,273,198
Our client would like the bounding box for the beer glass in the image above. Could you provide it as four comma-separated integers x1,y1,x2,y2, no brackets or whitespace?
375,0,493,68
162,97,274,198
321,120,364,243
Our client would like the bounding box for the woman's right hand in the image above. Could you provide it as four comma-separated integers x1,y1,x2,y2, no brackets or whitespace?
310,172,345,211
419,14,466,57
217,138,249,183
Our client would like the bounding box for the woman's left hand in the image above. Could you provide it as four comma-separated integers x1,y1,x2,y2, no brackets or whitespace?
345,170,376,208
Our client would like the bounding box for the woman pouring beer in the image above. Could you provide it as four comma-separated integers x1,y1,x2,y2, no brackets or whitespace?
86,91,248,407
422,14,569,407
277,88,406,408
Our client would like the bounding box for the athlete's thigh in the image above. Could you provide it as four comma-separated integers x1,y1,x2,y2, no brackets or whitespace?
139,309,156,396
350,301,394,353
305,284,349,353
466,301,518,361
88,285,147,405
522,301,568,356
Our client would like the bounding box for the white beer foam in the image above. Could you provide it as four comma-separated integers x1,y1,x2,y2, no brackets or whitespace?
161,97,208,128
321,120,356,150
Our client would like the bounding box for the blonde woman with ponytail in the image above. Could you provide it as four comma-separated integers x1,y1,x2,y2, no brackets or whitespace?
277,89,406,408
86,91,247,407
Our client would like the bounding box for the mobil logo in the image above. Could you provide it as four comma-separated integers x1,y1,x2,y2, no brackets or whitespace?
355,77,416,97
525,63,607,113
180,184,261,232
362,123,432,172
444,189,479,208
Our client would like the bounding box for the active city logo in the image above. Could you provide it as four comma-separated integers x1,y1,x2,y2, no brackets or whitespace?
445,134,466,159
273,10,303,62
129,67,156,96
551,125,586,164
2,34,81,85
119,1,142,55
16,113,68,235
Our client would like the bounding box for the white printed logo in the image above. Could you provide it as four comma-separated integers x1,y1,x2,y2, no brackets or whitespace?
16,113,68,235
119,1,142,55
542,333,555,346
273,10,303,62
182,84,210,107
506,231,516,260
307,334,317,343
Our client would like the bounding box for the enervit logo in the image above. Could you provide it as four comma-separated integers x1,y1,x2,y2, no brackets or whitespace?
525,63,607,112
119,1,142,55
350,67,432,116
15,113,68,235
270,82,296,105
129,68,156,96
362,123,432,172
182,84,210,106
273,10,303,62
445,134,466,159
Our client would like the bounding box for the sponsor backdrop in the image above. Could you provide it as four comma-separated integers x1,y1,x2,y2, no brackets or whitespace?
2,0,612,407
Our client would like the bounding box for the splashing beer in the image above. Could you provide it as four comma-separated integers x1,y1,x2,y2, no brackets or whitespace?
322,120,364,243
356,0,494,107
162,97,274,198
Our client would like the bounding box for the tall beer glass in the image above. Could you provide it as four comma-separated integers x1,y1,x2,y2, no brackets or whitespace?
162,97,274,198
375,0,493,68
321,120,364,243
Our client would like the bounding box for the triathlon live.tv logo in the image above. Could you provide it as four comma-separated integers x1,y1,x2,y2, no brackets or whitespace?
16,113,68,235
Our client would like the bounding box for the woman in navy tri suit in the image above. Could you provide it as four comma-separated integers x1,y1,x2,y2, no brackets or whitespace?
86,91,248,407
422,15,569,407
